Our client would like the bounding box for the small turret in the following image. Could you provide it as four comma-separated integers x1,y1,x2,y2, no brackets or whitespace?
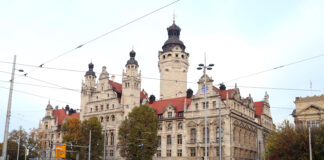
45,100,53,117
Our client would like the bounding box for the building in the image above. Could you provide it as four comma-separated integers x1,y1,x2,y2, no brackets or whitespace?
292,95,324,127
78,21,274,160
38,102,79,159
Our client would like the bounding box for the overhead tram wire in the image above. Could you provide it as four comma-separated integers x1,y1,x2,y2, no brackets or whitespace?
223,54,324,84
0,86,79,107
0,79,80,92
2,53,324,85
1,69,322,94
20,0,181,77
0,70,80,93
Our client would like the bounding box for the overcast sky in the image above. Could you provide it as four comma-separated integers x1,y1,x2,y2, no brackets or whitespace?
1,0,324,141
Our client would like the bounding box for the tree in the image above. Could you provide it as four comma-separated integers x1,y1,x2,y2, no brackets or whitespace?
25,128,39,159
118,105,159,160
62,117,82,159
81,117,104,160
266,120,324,160
62,117,103,160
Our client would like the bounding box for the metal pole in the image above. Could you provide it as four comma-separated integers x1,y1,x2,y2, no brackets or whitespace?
309,127,312,160
17,135,20,160
2,55,16,160
219,99,222,160
88,130,91,160
49,132,52,160
203,53,208,160
104,121,107,160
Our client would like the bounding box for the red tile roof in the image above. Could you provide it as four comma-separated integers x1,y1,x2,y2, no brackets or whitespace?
213,86,233,100
254,101,264,118
109,80,122,93
53,109,80,126
147,96,192,116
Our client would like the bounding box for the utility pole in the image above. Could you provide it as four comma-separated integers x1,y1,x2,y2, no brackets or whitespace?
2,55,16,160
309,127,312,160
49,131,53,160
88,130,91,160
219,100,222,160
104,120,107,160
17,135,20,160
197,53,214,160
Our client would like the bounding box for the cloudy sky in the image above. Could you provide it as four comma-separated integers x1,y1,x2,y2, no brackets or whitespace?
0,0,324,141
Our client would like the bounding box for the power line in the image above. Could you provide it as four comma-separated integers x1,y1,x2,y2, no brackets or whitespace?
227,85,322,92
0,86,79,107
0,79,80,92
224,54,324,83
21,0,180,76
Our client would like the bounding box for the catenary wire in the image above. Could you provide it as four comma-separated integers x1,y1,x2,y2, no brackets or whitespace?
223,54,324,84
20,0,180,77
0,86,79,106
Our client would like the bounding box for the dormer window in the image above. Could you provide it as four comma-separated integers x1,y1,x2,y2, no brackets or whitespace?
168,112,172,118
178,112,183,117
158,114,163,119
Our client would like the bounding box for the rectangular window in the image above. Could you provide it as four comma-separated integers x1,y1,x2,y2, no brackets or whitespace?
157,150,161,157
195,103,198,110
168,112,172,118
312,120,316,127
110,150,114,156
177,149,182,157
178,112,183,117
213,101,216,108
158,136,161,146
190,148,196,157
167,135,172,145
316,120,321,127
307,121,311,128
177,134,182,144
203,102,209,109
101,105,103,110
167,150,171,157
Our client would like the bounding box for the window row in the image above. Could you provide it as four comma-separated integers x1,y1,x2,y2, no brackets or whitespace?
156,149,183,157
195,101,219,110
90,104,115,112
162,53,187,59
190,127,223,143
100,115,115,123
158,112,184,119
158,122,183,130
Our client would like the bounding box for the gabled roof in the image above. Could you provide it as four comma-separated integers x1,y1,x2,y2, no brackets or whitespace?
147,96,191,116
109,80,122,93
213,86,233,100
53,109,80,126
295,104,323,115
254,101,264,118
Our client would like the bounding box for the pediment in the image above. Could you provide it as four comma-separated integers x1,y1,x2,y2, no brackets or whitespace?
297,105,321,115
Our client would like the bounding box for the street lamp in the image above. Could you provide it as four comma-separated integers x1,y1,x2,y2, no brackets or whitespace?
197,53,213,160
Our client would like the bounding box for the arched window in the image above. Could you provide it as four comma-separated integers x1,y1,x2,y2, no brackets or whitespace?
190,128,197,143
106,104,109,110
95,106,98,111
203,127,210,143
181,54,184,58
168,123,172,130
178,122,183,129
106,116,109,122
112,115,115,121
110,132,114,145
216,127,223,143
100,117,103,122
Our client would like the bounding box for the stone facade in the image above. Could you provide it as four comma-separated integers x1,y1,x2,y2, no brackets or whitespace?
292,95,324,127
38,102,79,159
77,21,274,160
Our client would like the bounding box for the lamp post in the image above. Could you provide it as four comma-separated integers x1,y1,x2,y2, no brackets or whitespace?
197,53,214,160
